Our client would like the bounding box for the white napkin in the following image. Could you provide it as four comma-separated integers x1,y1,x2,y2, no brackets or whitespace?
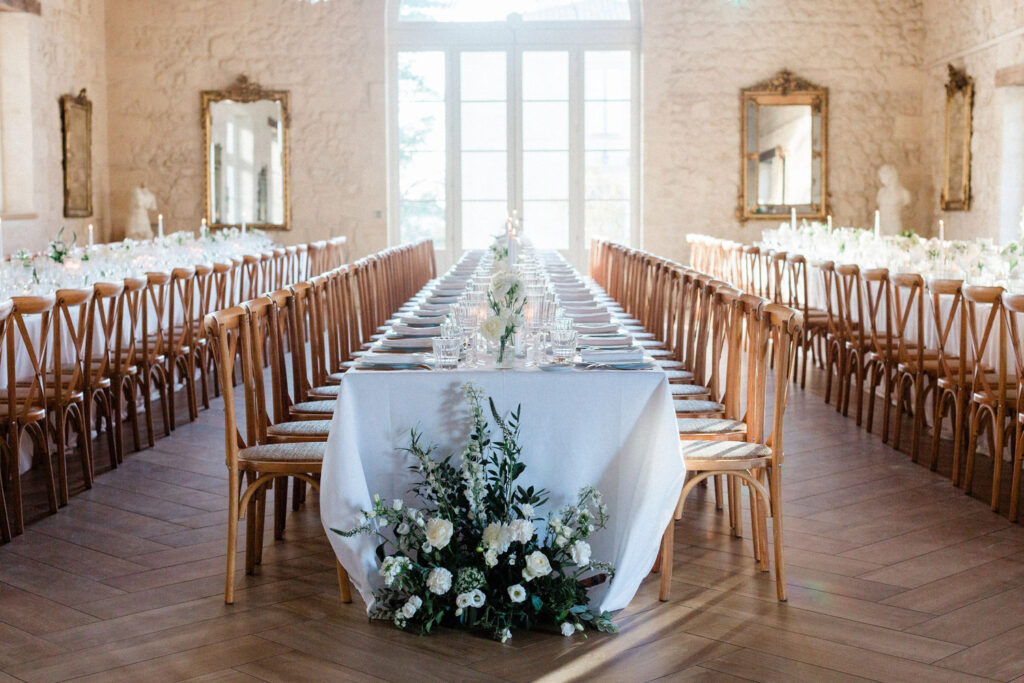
574,322,620,334
379,336,433,349
358,352,429,365
579,347,644,363
579,334,634,347
390,325,440,337
562,304,606,315
427,296,459,304
558,292,594,303
431,288,464,296
565,311,611,323
418,303,452,313
400,314,445,325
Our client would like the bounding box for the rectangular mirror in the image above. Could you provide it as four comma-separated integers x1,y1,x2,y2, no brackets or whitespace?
202,76,290,231
61,89,92,218
738,70,828,222
941,64,973,211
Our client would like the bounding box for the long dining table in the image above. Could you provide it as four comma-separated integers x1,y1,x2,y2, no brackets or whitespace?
319,250,685,613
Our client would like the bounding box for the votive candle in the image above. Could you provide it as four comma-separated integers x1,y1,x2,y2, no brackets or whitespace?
158,214,164,238
939,219,945,242
827,215,833,232
790,206,797,231
874,210,880,238
88,223,94,248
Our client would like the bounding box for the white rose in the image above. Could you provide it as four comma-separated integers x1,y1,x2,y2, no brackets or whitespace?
508,519,534,544
561,622,575,637
507,584,526,603
480,314,505,342
469,589,486,608
482,523,512,553
424,518,453,550
524,550,552,579
456,592,471,608
426,567,452,595
570,540,591,567
522,567,534,583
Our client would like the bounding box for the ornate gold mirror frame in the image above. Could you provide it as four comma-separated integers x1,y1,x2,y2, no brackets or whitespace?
201,75,291,231
941,64,973,211
738,69,829,223
61,89,92,218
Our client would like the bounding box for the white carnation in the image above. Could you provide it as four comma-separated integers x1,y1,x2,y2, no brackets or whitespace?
508,519,534,544
400,596,421,619
480,314,505,342
424,518,453,550
482,522,512,553
521,503,535,518
570,540,591,567
426,567,452,595
507,584,526,603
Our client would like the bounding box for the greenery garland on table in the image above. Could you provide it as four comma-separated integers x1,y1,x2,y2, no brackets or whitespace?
333,382,618,642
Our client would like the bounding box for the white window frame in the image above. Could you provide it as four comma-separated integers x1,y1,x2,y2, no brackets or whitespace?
386,0,641,268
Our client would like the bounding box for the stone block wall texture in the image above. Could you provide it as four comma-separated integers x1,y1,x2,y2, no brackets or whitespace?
641,0,927,264
104,0,386,256
920,0,1024,242
11,0,1024,260
6,0,109,252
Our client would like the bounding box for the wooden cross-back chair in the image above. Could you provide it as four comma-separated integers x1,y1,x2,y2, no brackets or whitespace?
108,277,145,463
785,254,827,388
890,273,939,463
1002,292,1024,521
204,306,349,605
963,285,1013,512
835,264,866,424
860,268,893,437
167,266,199,428
817,261,844,407
927,278,970,480
660,301,802,602
140,271,174,445
86,282,123,470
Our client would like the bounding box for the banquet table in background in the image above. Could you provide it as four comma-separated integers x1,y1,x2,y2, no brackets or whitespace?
320,254,685,613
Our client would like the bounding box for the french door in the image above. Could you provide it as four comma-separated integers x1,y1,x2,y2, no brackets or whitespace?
392,39,638,270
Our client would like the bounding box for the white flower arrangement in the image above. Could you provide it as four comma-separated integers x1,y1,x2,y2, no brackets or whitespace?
45,227,77,264
482,271,526,365
489,234,509,263
334,383,617,642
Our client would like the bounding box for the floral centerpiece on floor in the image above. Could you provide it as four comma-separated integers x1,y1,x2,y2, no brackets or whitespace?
333,383,617,642
480,270,525,367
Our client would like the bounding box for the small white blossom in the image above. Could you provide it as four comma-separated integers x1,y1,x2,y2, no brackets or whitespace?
501,628,512,643
426,567,452,595
561,622,575,637
469,589,486,608
507,584,526,603
484,548,499,567
508,519,534,544
396,522,410,535
570,540,592,567
392,499,403,511
521,503,535,518
456,592,472,608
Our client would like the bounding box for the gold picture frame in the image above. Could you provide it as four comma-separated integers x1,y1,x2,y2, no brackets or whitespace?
201,75,291,231
60,89,92,218
941,64,973,211
738,69,829,223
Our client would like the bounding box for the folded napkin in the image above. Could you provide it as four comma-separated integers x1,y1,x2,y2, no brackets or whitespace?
431,288,464,297
358,352,429,365
400,314,445,325
579,347,644,363
417,303,452,313
579,334,634,347
378,336,433,349
564,311,611,323
389,325,440,337
558,292,595,303
562,304,606,315
427,296,459,304
574,322,621,334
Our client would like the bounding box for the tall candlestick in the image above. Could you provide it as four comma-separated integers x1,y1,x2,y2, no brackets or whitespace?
241,220,246,234
88,223,94,248
874,210,880,238
790,207,797,231
158,214,164,239
827,215,833,232
939,219,945,242
201,217,207,238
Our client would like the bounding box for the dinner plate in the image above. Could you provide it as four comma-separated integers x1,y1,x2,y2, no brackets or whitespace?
356,362,433,371
538,362,573,372
575,360,655,370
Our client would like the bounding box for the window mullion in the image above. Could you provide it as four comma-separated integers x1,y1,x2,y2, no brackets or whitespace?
448,47,462,258
509,43,522,219
569,47,585,264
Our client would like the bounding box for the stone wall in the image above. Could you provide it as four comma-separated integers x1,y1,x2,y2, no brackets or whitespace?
641,0,926,264
4,0,109,252
920,0,1024,241
104,0,387,256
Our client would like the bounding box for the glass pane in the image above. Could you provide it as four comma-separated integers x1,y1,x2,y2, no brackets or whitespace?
586,200,629,244
585,101,629,149
584,51,630,101
398,51,446,246
399,0,630,22
399,102,445,151
585,150,629,200
523,52,568,101
462,201,508,249
523,102,568,150
401,200,446,249
523,151,568,200
462,152,507,200
461,102,506,150
524,200,569,250
461,52,506,101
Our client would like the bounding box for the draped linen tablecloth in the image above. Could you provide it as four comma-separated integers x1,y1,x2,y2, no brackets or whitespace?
320,354,684,615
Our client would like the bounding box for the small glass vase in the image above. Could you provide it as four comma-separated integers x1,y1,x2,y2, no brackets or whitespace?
494,336,515,369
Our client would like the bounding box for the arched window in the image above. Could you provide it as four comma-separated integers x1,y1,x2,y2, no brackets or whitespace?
389,0,640,267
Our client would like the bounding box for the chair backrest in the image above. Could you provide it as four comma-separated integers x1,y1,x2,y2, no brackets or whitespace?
835,264,864,349
114,277,145,375
205,307,249,468
861,268,892,361
964,285,1009,403
52,286,95,403
890,272,925,369
752,303,802,464
141,271,171,361
927,277,968,389
168,266,196,357
8,295,55,420
88,281,125,387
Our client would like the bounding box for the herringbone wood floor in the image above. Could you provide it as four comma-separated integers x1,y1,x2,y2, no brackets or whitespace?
2,369,1024,682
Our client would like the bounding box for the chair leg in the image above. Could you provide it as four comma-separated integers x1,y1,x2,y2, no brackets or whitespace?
730,476,743,539
823,343,834,405
75,406,93,490
893,376,907,452
747,480,762,564
768,466,787,601
713,474,723,511
951,394,966,487
965,403,981,496
141,372,156,448
866,363,879,435
274,476,287,540
881,365,894,444
658,519,675,601
910,377,926,464
225,471,240,604
853,358,865,427
336,560,352,603
931,391,945,472
991,409,1005,512
1011,435,1024,523
54,412,69,507
244,472,258,575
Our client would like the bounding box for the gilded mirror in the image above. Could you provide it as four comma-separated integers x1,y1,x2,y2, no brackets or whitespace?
202,75,290,231
61,89,92,218
738,70,828,222
941,64,973,211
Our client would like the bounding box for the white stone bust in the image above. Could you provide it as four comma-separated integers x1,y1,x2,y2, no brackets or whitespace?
876,164,910,235
125,185,157,240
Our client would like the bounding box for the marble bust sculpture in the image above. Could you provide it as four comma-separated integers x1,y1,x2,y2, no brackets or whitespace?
125,185,157,240
876,165,910,235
